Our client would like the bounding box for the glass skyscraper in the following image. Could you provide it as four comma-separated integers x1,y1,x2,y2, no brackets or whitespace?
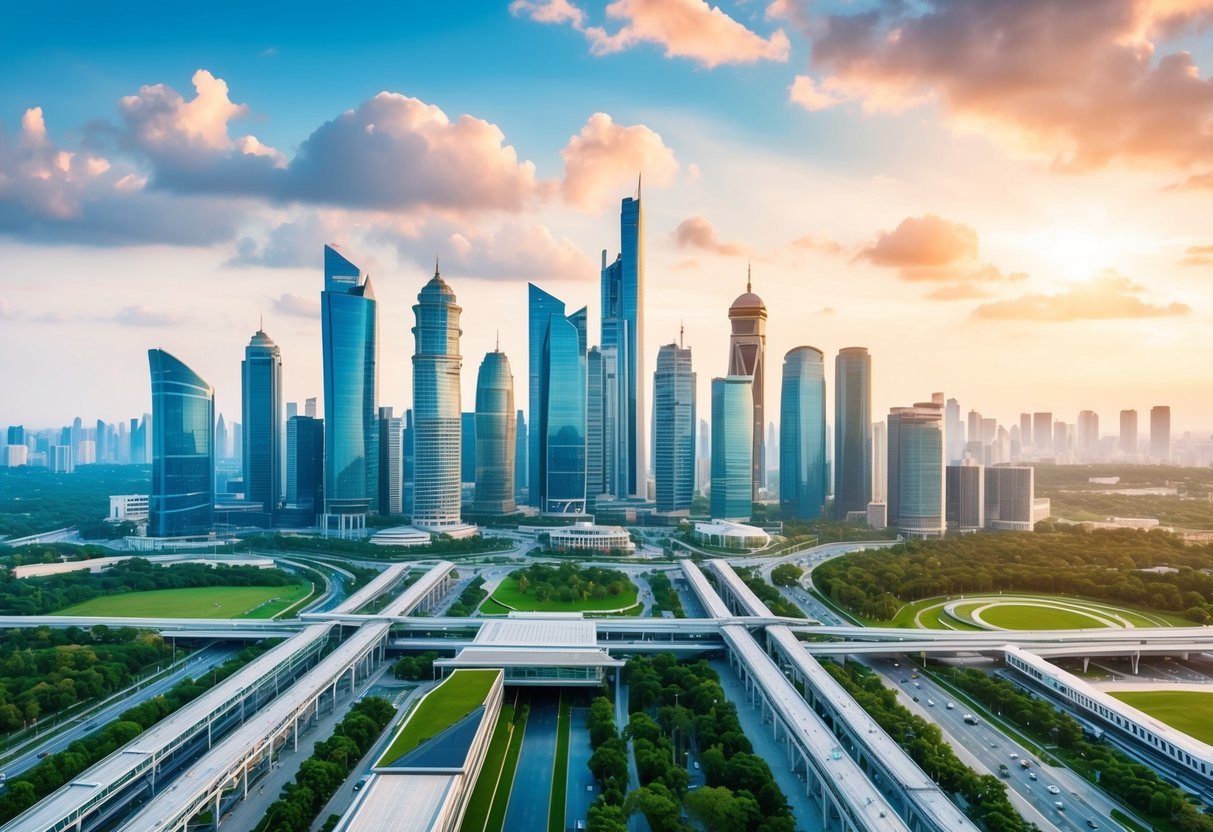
378,406,403,515
286,414,324,514
321,245,378,523
411,265,463,530
711,375,753,521
780,346,827,519
461,412,477,484
834,347,872,519
529,284,587,514
148,349,213,537
887,402,945,536
514,409,527,503
241,327,282,516
654,342,695,513
599,190,645,499
474,349,516,515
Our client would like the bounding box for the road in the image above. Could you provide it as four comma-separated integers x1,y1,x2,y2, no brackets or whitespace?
565,707,596,832
504,691,559,832
1,644,238,780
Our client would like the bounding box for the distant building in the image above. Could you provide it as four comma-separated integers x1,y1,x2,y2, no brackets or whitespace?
866,501,887,530
986,465,1036,531
1119,409,1138,456
1018,413,1033,452
887,402,945,537
1150,406,1171,462
1077,410,1099,460
461,411,477,485
653,341,695,514
52,445,73,473
286,415,324,516
779,347,826,519
1032,412,1053,455
378,407,403,516
834,347,872,518
304,397,317,418
402,409,415,515
514,410,527,503
871,421,887,504
148,349,213,538
4,445,28,467
242,327,283,516
945,398,964,464
946,459,984,531
727,268,767,499
109,494,149,523
474,349,516,516
710,376,753,521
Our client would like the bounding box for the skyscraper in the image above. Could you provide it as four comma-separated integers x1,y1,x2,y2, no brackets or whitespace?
305,397,317,419
402,409,415,516
779,347,827,519
474,349,516,516
241,327,283,516
654,340,695,514
599,189,646,499
529,284,587,514
1076,410,1099,460
321,244,378,530
1018,413,1033,450
461,412,477,484
148,349,213,538
711,376,753,521
378,406,403,516
946,458,984,531
1150,406,1171,462
871,421,887,503
727,268,767,499
985,465,1035,530
411,263,463,531
834,347,872,519
286,415,324,515
586,347,606,501
1032,412,1053,455
1120,409,1138,456
514,410,527,503
887,402,945,537
215,413,229,463
945,398,963,464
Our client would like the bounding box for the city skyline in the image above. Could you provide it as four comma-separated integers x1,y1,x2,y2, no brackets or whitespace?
1,4,1210,434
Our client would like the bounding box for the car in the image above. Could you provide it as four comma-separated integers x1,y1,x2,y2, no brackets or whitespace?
1047,785,1060,795
926,699,935,707
1054,801,1065,811
353,776,370,791
900,678,909,684
1028,772,1037,780
1086,820,1100,829
1009,753,1019,759
37,752,49,759
693,761,700,770
912,695,919,702
946,702,955,710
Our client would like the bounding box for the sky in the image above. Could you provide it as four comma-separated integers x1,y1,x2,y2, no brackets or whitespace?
1,0,1211,436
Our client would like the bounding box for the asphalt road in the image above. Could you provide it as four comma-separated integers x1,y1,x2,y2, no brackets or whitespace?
504,691,559,832
565,707,596,832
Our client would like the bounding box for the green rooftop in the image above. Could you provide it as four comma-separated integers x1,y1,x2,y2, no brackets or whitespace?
376,669,500,768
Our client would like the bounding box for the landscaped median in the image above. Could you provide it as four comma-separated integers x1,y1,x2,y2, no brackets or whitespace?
376,669,502,768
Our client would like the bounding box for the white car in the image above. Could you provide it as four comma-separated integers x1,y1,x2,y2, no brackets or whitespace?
1009,753,1019,760
1047,785,1060,795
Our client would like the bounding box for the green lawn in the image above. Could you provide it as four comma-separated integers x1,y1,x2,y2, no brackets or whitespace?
53,583,313,619
1108,691,1213,745
378,669,499,767
978,604,1107,630
548,693,571,832
486,574,640,615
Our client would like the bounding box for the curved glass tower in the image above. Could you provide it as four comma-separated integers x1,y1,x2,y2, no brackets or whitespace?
148,349,213,537
780,346,827,519
710,375,753,521
834,346,872,519
474,349,516,515
241,327,282,516
412,265,463,530
321,245,378,519
529,284,587,514
887,403,945,536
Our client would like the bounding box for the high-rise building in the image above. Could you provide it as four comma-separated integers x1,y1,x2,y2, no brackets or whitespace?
411,263,463,531
286,415,324,515
95,419,108,463
402,409,415,515
945,459,984,531
1053,421,1070,456
1077,410,1099,460
305,397,317,419
461,412,477,484
474,349,516,516
945,398,963,463
378,407,403,515
6,426,24,446
727,268,767,499
1018,413,1033,450
148,349,213,538
321,245,378,530
871,421,887,504
242,327,283,515
711,376,753,521
529,284,587,514
654,341,696,514
696,418,711,496
514,410,527,503
52,445,73,473
1120,409,1138,456
985,465,1035,530
286,402,298,421
586,347,607,501
215,413,229,463
779,347,827,519
1150,406,1171,462
1032,412,1053,455
599,190,646,499
77,439,95,465
834,347,872,519
887,402,945,537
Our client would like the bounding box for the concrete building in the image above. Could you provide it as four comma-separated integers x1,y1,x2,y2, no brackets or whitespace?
691,519,770,551
1120,409,1138,456
727,267,767,500
945,459,984,532
1151,405,1171,462
108,494,149,523
1032,412,1053,455
547,522,635,554
986,465,1036,531
1077,410,1099,461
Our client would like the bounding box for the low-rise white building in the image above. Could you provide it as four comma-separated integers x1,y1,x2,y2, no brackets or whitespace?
547,522,635,554
369,526,434,547
109,494,149,523
691,519,770,552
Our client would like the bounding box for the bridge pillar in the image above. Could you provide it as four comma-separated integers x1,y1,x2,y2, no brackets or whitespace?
1131,652,1140,675
293,716,299,752
1082,657,1089,673
214,791,221,831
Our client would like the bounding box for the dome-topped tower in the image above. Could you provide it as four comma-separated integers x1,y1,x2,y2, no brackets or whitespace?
727,263,766,500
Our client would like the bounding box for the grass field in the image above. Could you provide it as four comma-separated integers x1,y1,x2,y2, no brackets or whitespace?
978,604,1107,630
548,692,571,832
1108,691,1213,745
53,583,313,619
378,669,499,767
484,574,640,615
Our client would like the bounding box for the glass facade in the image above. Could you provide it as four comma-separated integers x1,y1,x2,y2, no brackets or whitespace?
321,245,378,515
411,268,463,529
780,346,827,519
542,312,587,513
514,410,527,502
711,376,753,521
461,412,476,483
378,407,403,515
728,279,767,499
148,349,213,537
654,343,695,513
286,415,324,512
241,328,282,515
527,284,566,506
474,350,516,515
833,347,872,518
887,403,945,536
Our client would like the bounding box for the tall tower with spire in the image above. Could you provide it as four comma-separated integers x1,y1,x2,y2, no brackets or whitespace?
728,263,767,500
242,325,283,518
412,260,464,531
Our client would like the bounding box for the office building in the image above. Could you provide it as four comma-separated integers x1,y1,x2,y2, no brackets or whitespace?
985,465,1035,530
599,190,646,499
727,268,767,499
586,347,607,501
286,402,298,421
779,346,827,519
286,415,324,515
215,413,229,463
1018,413,1032,451
1151,406,1171,462
242,327,283,515
411,263,464,532
321,244,379,533
1077,410,1099,460
461,412,477,484
529,284,587,514
148,349,213,538
945,398,963,463
654,340,696,514
6,426,24,447
402,409,415,515
305,397,317,418
378,407,403,516
887,402,945,537
1032,412,1053,455
1120,409,1138,456
945,459,984,531
474,349,516,516
834,347,872,518
77,440,95,465
52,445,73,473
710,376,753,521
514,410,527,503
871,421,887,504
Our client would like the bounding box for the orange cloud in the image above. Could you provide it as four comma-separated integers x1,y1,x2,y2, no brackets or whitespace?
674,215,747,256
972,270,1191,321
560,113,678,211
1179,244,1213,266
509,0,585,28
926,283,992,301
856,214,1024,289
789,231,845,255
788,76,842,111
